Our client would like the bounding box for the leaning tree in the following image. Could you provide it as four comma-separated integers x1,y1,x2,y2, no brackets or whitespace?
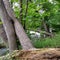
0,0,34,52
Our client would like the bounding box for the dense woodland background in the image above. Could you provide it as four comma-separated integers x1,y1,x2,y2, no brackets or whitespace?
0,0,60,56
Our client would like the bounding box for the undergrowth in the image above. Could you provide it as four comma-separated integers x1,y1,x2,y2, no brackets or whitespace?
32,32,60,48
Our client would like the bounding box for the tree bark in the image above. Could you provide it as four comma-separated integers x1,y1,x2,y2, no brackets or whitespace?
24,0,28,30
42,20,48,32
3,0,34,50
0,0,17,52
0,24,8,47
19,0,23,22
42,19,53,37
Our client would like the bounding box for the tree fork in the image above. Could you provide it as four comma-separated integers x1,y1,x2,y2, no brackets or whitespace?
0,0,17,52
3,0,34,50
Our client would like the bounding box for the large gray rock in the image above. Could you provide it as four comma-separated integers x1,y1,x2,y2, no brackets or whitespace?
0,48,8,56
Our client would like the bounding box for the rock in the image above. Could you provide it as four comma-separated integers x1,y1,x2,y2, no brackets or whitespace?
0,48,8,56
29,31,41,38
0,48,60,60
0,37,6,48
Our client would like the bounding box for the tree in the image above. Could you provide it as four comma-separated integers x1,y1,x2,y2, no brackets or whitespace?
24,0,29,30
0,0,34,52
0,0,17,52
0,24,8,47
19,0,23,22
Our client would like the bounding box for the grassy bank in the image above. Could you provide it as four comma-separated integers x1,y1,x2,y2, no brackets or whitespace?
32,32,60,48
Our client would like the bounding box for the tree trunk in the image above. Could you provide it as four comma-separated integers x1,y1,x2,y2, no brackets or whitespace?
42,20,48,32
14,20,34,50
3,0,34,50
23,0,29,30
0,0,17,52
0,24,8,47
42,18,53,37
19,0,23,22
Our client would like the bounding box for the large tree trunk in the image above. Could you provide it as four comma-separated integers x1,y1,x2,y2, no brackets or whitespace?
3,0,34,50
14,21,34,50
0,0,17,52
0,24,8,47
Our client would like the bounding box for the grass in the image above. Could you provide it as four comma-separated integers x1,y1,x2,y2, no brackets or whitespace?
32,32,60,48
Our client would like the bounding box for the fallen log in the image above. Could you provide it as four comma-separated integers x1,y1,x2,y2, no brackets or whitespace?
0,48,60,60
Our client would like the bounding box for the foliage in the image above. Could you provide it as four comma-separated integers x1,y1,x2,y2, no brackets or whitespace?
10,0,60,31
32,32,60,48
9,0,60,48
